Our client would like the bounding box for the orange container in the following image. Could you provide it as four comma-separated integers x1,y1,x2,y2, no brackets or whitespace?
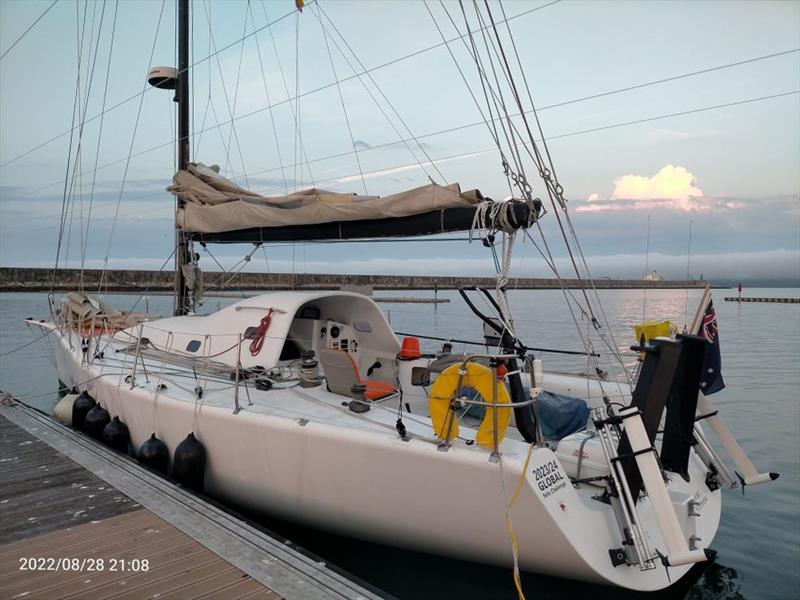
398,336,421,360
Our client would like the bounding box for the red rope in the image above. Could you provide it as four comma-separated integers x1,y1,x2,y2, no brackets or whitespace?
249,309,274,356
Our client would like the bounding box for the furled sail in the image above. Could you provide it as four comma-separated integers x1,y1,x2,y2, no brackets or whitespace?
168,163,539,243
171,163,482,233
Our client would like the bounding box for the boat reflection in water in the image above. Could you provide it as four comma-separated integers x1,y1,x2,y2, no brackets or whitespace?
236,503,745,600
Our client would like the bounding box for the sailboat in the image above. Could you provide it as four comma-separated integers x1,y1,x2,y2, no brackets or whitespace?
28,0,778,593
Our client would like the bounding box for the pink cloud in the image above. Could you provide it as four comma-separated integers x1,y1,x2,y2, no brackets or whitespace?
580,165,710,212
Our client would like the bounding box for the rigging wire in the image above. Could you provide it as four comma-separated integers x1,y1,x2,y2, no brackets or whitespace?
247,1,289,194
466,1,527,198
432,0,582,337
314,0,448,184
0,1,306,170
69,0,105,290
4,11,796,173
5,38,797,184
438,0,557,204
487,0,631,383
242,82,800,186
51,0,91,303
21,87,799,235
424,1,505,171
494,3,628,378
80,0,118,293
7,2,800,209
294,9,301,190
64,2,105,288
642,214,651,324
260,0,316,189
97,0,167,292
496,0,562,193
124,246,177,315
221,1,251,183
292,8,301,275
1,0,560,173
0,0,59,61
317,9,367,194
200,0,250,188
20,85,798,246
431,0,634,390
0,328,58,358
208,93,239,168
199,243,248,298
74,0,101,272
195,0,214,156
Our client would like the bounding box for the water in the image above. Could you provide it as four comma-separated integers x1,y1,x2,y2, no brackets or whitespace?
1,288,798,599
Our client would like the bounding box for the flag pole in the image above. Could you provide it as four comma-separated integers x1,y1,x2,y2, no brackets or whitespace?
689,284,779,488
689,284,712,335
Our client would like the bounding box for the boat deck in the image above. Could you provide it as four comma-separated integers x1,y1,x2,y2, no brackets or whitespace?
0,401,386,600
91,331,535,459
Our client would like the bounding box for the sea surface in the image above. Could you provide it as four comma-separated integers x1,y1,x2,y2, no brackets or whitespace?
1,288,798,599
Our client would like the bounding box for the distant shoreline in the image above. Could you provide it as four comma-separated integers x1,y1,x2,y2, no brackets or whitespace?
0,267,718,292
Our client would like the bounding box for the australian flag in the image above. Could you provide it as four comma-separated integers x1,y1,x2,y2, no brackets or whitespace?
698,300,725,394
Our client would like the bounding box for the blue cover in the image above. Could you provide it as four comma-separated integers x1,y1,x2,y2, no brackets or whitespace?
535,390,590,440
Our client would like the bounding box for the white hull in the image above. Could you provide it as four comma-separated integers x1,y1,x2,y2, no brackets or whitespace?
43,297,722,593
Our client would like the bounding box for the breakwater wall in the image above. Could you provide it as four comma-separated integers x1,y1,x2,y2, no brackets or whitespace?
0,267,710,292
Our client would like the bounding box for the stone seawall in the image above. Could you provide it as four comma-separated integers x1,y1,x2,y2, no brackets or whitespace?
0,267,710,292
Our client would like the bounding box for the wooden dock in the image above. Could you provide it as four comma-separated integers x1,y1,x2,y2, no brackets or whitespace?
0,400,385,600
724,297,799,303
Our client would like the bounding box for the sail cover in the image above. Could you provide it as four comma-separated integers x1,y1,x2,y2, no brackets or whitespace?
170,163,484,236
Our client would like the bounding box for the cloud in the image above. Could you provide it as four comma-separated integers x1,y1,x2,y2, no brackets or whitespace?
611,165,703,202
582,165,709,212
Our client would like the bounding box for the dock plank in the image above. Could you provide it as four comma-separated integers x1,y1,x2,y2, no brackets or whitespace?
0,537,199,597
0,405,386,600
103,559,243,600
0,509,161,561
0,416,279,600
197,576,274,600
156,566,248,599
0,417,140,544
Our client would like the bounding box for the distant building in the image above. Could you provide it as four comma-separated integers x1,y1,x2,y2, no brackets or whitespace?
644,270,665,282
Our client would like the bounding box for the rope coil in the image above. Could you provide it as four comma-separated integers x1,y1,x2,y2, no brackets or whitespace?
248,309,274,356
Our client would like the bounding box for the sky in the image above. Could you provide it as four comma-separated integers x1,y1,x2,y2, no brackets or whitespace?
0,0,798,284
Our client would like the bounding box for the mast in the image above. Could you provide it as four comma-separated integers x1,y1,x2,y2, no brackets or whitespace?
175,0,191,316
